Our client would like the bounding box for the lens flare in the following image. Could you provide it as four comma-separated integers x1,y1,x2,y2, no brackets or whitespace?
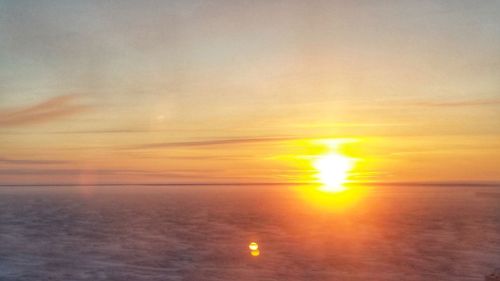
249,242,260,257
250,249,260,256
248,242,259,251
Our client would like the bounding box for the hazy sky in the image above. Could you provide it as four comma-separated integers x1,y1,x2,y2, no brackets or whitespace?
1,0,499,185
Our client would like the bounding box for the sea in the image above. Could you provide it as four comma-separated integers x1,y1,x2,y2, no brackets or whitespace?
0,184,499,281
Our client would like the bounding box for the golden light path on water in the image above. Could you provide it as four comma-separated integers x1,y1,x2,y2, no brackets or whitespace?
248,139,363,257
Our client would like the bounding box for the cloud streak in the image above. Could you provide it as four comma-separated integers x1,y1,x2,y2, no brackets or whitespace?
0,157,70,165
0,95,90,127
0,168,212,180
409,98,500,107
129,136,296,149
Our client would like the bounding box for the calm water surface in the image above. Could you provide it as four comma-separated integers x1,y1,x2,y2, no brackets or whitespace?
0,185,499,280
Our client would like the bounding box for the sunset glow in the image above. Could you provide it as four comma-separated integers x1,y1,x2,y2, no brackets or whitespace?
0,1,499,186
1,1,499,279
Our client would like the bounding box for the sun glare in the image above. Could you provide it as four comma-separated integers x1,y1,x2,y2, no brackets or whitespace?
296,139,365,211
313,152,354,192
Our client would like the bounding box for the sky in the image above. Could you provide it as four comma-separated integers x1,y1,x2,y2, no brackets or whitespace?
1,0,499,185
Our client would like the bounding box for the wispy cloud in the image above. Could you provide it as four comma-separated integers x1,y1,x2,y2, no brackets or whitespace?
0,157,70,165
409,98,500,107
0,128,221,135
0,168,207,179
129,136,296,149
0,95,90,127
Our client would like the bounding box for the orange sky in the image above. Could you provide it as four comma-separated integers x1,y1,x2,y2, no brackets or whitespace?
1,0,499,185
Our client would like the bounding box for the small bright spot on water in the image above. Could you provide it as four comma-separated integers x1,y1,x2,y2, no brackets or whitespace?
250,249,260,257
249,242,259,251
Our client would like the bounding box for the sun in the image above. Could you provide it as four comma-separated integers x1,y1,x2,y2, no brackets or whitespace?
313,152,354,192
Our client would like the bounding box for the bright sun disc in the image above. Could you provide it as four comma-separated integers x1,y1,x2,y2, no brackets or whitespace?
313,153,354,192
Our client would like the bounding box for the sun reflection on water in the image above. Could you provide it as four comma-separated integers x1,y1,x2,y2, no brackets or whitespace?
296,184,367,213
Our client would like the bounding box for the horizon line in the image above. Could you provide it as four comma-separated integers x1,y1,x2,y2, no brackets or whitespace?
0,181,499,187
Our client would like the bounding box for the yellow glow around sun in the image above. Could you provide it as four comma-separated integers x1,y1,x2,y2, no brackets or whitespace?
313,151,355,192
